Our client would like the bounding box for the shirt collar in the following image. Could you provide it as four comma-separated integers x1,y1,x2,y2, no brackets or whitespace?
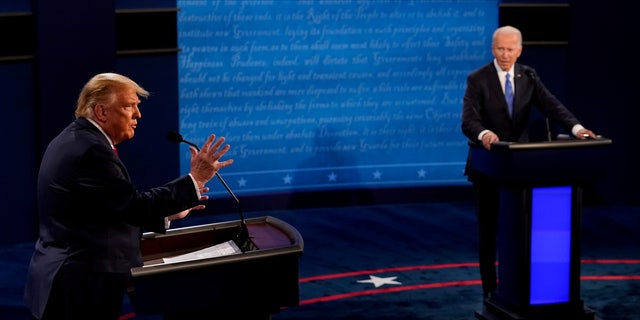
493,59,514,78
85,117,115,148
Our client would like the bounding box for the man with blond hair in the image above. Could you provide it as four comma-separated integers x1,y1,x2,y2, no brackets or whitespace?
24,73,233,319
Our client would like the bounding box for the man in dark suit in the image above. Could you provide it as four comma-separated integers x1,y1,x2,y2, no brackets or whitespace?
461,26,596,300
24,73,233,320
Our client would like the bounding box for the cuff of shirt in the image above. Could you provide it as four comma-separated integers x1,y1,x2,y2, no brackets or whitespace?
164,174,201,230
188,173,201,198
478,129,491,141
571,124,585,136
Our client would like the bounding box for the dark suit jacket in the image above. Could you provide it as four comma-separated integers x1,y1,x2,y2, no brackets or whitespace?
24,117,200,318
461,61,581,178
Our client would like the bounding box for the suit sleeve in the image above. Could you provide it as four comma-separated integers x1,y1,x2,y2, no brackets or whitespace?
461,72,488,141
132,175,200,233
73,144,200,231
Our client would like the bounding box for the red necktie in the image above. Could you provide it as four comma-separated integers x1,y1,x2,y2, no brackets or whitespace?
113,146,119,157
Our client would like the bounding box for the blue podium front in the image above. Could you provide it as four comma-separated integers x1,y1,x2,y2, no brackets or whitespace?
470,138,611,320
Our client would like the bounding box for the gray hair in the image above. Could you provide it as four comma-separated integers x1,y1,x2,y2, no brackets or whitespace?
492,25,522,47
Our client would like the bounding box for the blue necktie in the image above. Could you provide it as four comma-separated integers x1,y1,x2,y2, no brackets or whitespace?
505,73,513,116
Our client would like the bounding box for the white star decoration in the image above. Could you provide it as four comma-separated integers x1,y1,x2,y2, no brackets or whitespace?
357,275,402,288
222,166,460,188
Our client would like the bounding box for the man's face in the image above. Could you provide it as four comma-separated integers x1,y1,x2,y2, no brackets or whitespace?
99,87,142,145
492,33,522,72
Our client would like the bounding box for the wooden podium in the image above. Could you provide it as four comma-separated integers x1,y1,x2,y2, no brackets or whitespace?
128,216,303,319
470,138,611,320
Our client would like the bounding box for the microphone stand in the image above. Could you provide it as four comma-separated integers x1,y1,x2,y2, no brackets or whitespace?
168,132,251,252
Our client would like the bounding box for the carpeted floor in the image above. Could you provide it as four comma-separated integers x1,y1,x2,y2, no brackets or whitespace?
2,201,639,319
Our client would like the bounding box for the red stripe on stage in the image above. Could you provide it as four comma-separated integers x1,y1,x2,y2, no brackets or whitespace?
124,259,640,316
300,262,480,282
299,280,482,305
581,258,640,264
119,312,135,320
582,275,640,281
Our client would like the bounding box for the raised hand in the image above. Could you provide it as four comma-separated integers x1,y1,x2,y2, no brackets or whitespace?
189,134,234,187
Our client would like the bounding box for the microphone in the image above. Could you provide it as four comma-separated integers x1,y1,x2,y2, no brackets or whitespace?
525,69,536,80
166,131,251,252
523,69,552,140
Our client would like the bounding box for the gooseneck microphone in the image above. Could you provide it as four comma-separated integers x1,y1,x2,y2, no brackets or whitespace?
525,69,536,80
524,69,553,141
166,131,251,251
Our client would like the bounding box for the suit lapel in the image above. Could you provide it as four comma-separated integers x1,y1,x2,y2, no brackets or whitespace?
511,64,524,119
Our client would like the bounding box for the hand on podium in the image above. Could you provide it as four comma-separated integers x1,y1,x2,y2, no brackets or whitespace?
575,128,597,140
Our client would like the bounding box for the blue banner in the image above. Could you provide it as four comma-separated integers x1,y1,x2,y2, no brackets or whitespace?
178,0,498,196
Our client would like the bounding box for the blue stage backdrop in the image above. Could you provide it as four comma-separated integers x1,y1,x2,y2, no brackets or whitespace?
177,0,498,196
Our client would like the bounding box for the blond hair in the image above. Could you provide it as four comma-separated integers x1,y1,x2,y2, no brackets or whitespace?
75,73,149,119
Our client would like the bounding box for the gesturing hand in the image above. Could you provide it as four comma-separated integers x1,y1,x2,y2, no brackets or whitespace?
189,134,234,187
167,187,210,221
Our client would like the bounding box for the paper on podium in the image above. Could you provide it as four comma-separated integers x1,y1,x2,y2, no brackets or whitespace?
160,240,241,265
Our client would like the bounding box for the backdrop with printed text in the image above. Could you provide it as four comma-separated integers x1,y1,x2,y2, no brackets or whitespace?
177,0,498,196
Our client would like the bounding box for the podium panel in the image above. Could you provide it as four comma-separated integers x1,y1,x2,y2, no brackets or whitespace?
128,216,303,319
529,186,572,305
470,139,611,186
470,138,611,320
